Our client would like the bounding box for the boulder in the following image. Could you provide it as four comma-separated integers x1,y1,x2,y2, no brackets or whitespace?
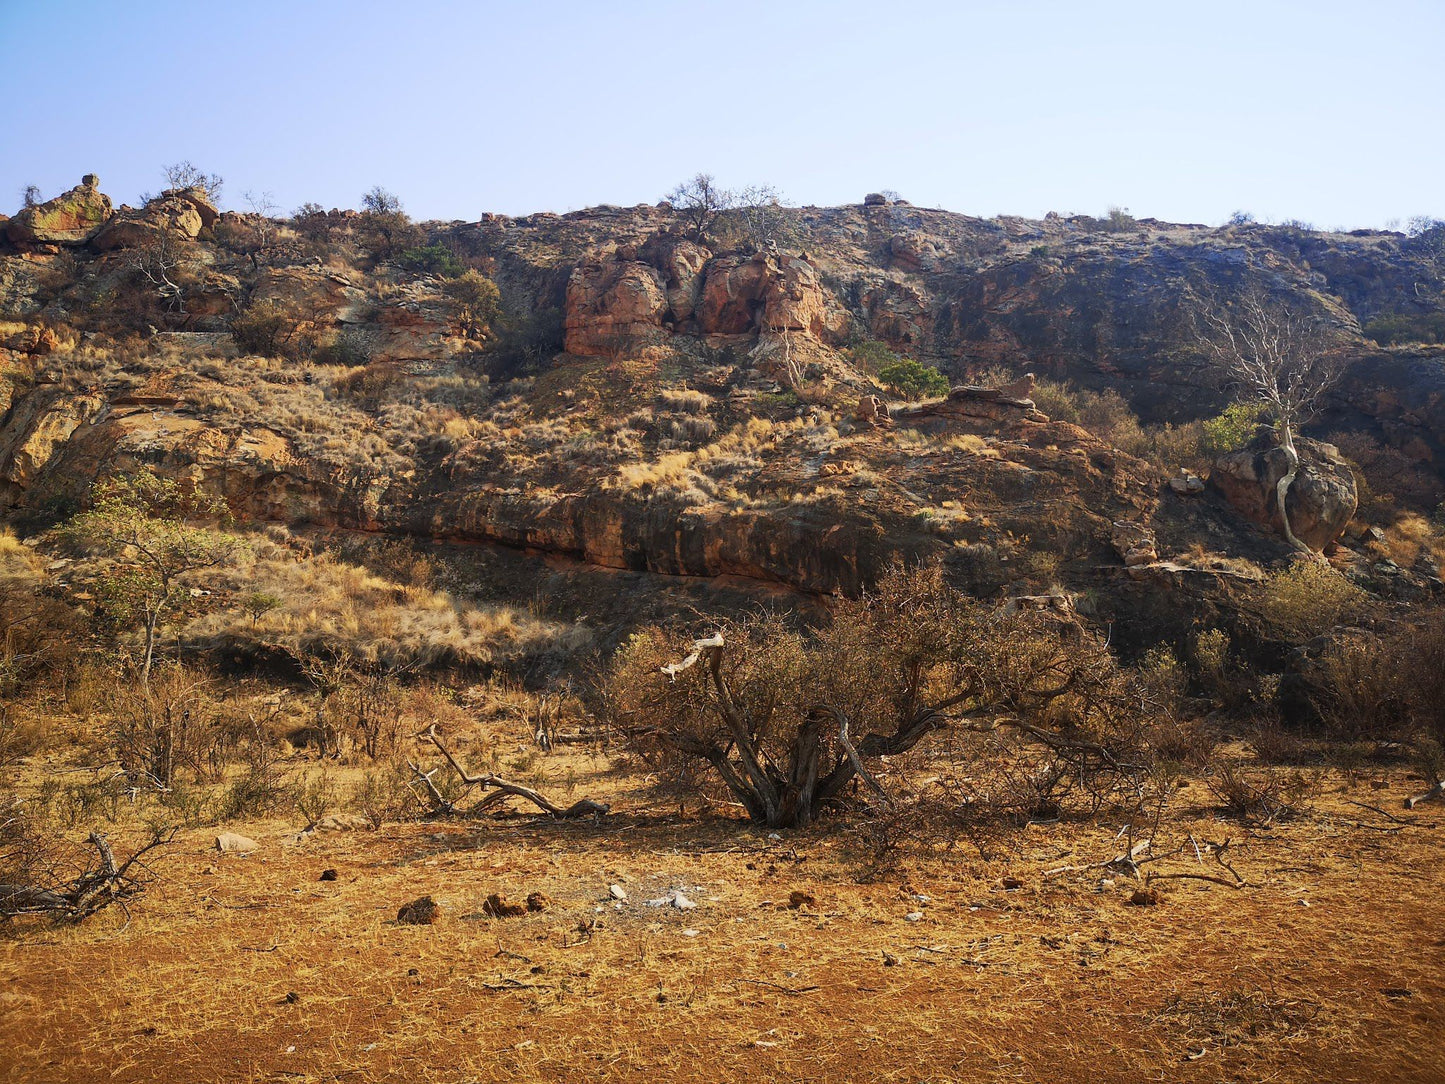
1168,471,1205,495
639,238,710,324
162,185,220,228
90,193,203,251
214,832,259,854
855,394,892,429
5,176,112,246
906,385,1048,425
695,254,825,339
309,812,370,832
0,387,106,497
760,254,825,337
1210,437,1357,550
1111,521,1158,567
696,255,770,334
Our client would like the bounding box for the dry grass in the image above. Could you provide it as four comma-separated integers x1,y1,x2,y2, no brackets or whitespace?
181,540,582,668
1368,512,1445,571
1,754,1442,1083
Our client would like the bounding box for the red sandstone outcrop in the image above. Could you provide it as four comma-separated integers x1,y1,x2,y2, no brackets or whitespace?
90,187,219,251
564,260,669,356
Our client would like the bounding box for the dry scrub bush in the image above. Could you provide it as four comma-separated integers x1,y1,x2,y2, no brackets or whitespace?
109,663,223,790
0,530,80,696
1310,616,1445,784
607,564,1160,828
1207,764,1316,824
657,388,713,414
1259,560,1367,641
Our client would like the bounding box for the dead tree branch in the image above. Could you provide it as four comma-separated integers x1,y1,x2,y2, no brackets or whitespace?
0,826,177,927
408,726,608,820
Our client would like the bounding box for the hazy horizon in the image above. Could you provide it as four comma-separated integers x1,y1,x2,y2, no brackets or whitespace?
2,0,1441,230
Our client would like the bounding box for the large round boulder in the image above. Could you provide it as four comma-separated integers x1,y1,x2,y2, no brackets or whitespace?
1210,436,1357,550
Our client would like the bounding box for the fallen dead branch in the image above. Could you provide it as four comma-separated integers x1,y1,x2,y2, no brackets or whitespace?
408,726,609,820
1144,871,1247,889
0,827,177,928
1405,780,1444,810
1045,831,1249,887
735,978,822,996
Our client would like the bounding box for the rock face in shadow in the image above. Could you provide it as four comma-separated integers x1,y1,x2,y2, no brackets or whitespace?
1210,437,1358,550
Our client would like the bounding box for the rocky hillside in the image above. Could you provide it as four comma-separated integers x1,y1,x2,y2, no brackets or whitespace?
1,176,1442,649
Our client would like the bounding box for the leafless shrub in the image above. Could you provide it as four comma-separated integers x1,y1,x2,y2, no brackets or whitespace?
1207,765,1316,824
607,563,1157,828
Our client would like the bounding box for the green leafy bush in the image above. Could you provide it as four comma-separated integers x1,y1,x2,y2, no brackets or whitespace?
1362,312,1445,346
1202,402,1267,455
1260,561,1367,640
397,242,464,277
878,358,949,400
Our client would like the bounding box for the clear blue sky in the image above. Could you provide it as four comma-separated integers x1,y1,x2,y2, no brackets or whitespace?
2,0,1440,228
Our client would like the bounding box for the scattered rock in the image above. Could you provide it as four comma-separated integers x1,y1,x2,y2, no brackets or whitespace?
864,193,889,206
787,890,815,910
1168,471,1205,495
283,991,300,1004
319,869,338,882
525,892,551,913
214,832,259,854
482,893,528,918
882,951,900,966
608,883,628,902
1002,876,1024,890
904,911,925,922
646,889,698,910
1381,987,1414,999
397,896,441,925
1127,888,1161,907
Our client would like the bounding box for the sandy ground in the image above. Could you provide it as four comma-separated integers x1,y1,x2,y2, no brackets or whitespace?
2,758,1442,1084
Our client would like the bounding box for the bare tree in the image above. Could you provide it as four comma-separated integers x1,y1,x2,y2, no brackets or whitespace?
1189,285,1346,553
238,190,281,270
163,161,223,203
665,173,733,242
731,184,791,251
131,232,191,317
